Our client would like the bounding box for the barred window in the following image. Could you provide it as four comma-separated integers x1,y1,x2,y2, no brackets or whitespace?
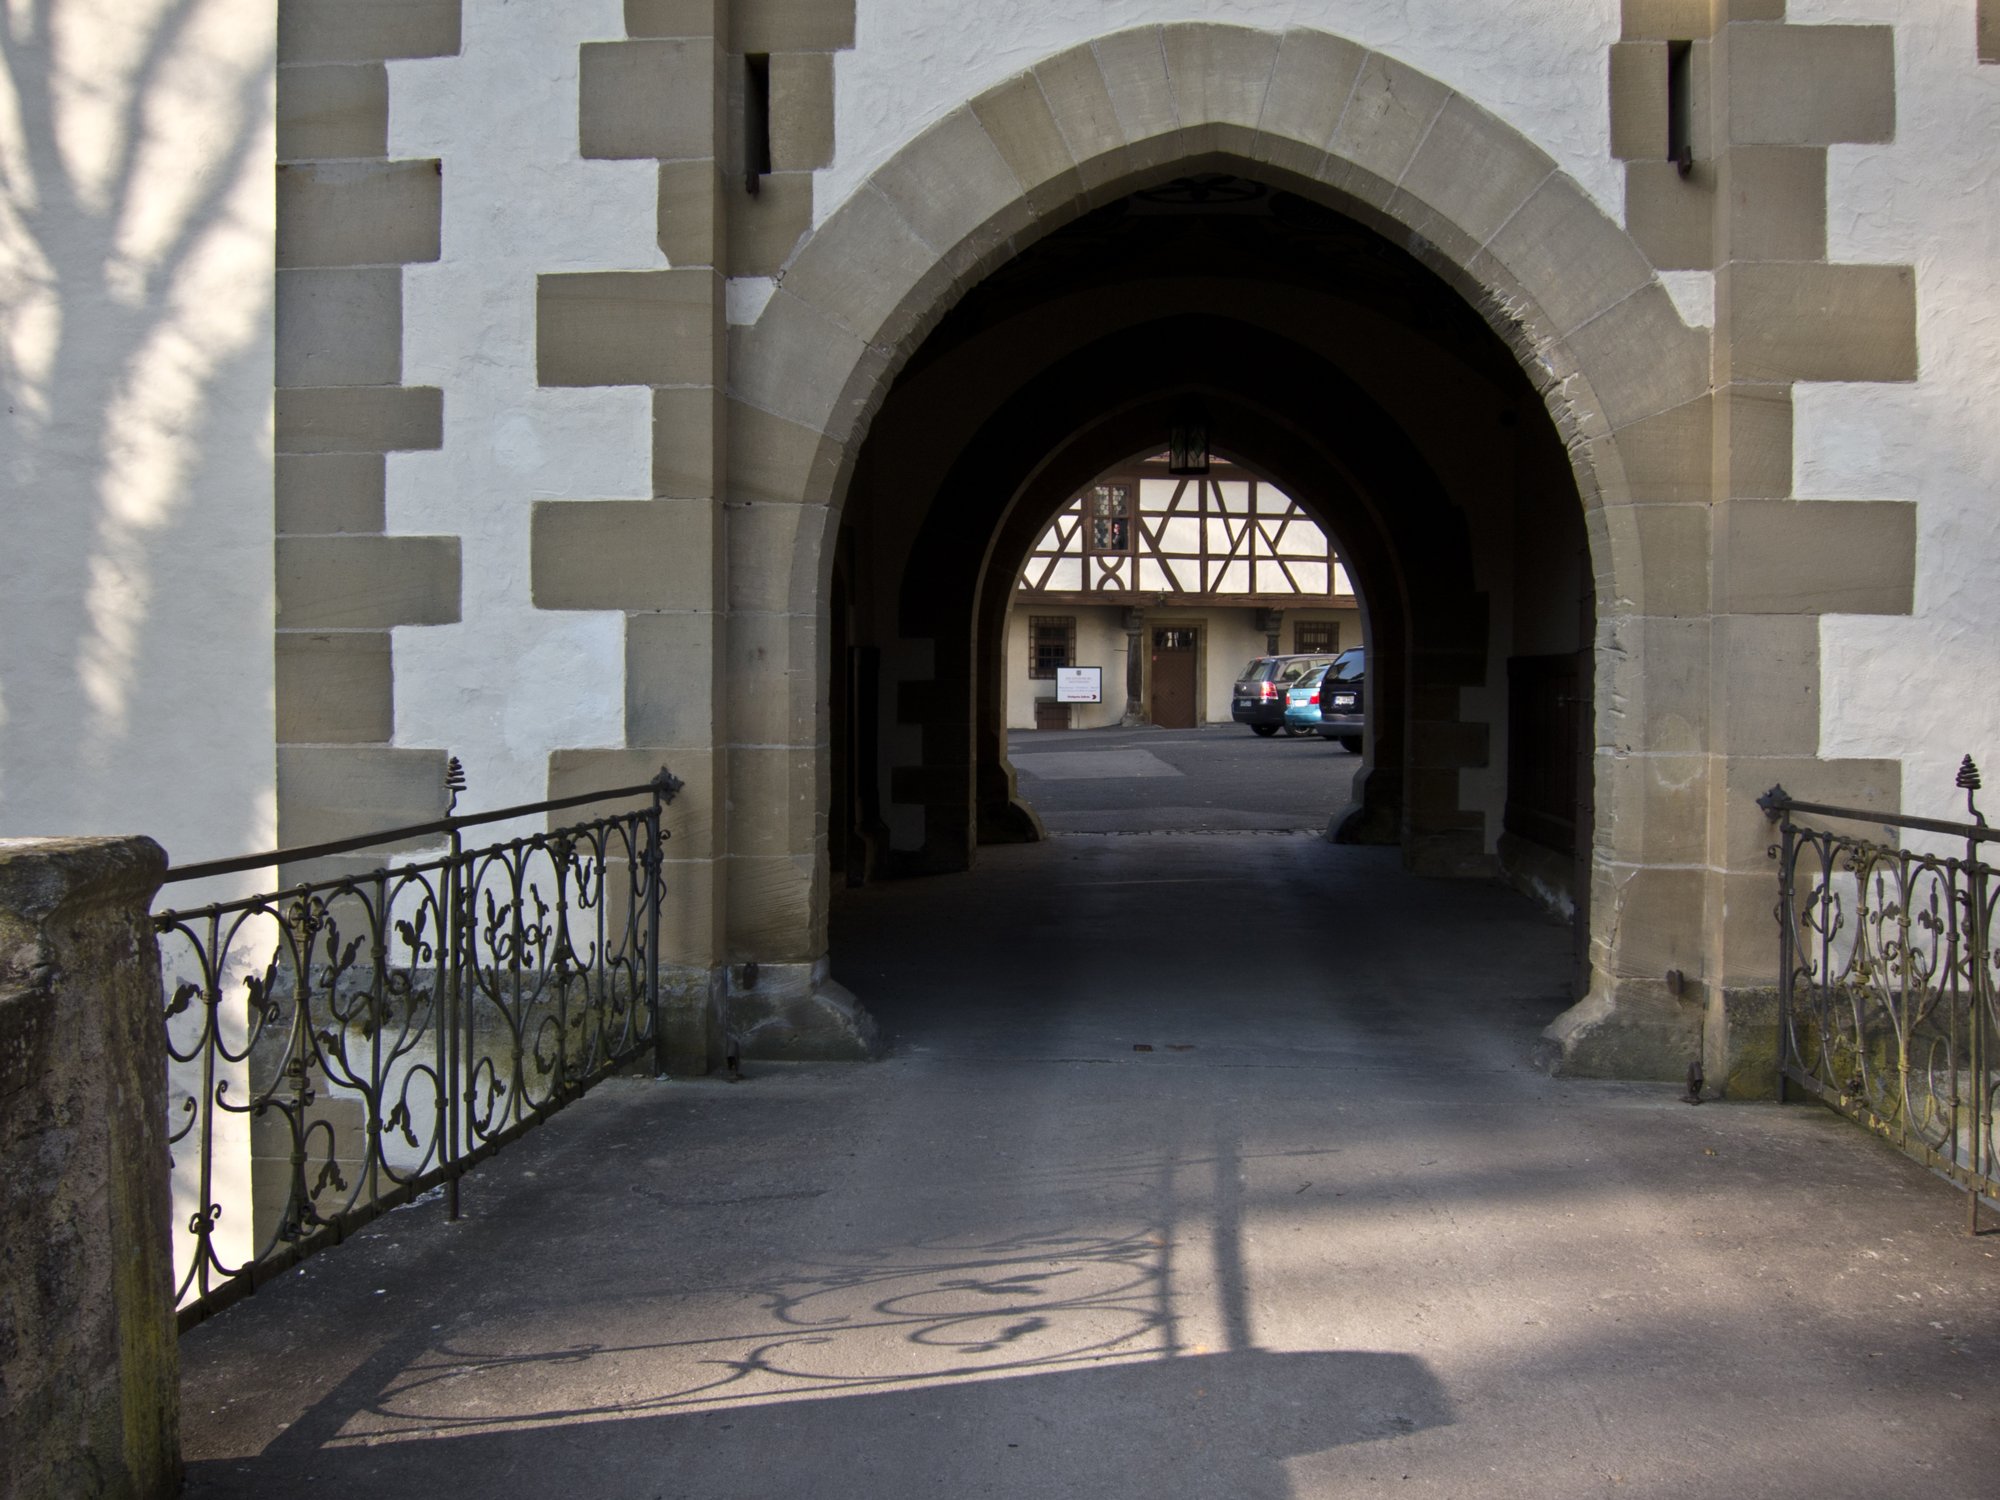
1294,621,1338,654
1029,617,1075,679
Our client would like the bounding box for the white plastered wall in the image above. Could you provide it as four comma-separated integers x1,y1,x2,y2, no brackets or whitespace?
826,0,1624,230
0,0,276,864
385,0,650,814
1791,2,2000,822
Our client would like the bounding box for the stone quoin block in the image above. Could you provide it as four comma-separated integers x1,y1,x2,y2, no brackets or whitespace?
278,0,462,64
277,534,462,628
623,0,721,40
276,453,387,534
726,853,823,956
1724,261,1917,384
531,498,720,612
653,385,725,498
1609,40,1670,161
276,747,450,845
277,63,388,159
1619,502,1711,615
1712,612,1819,756
725,610,819,747
1726,25,1895,146
1712,383,1792,500
276,632,395,743
656,159,723,268
549,748,718,865
626,611,722,748
769,51,836,171
726,498,827,612
275,385,443,454
1718,499,1915,616
1621,0,1716,40
1718,754,1900,870
275,268,402,387
1984,1,2000,64
729,0,857,54
537,270,720,387
1717,146,1827,262
580,39,719,161
276,159,441,268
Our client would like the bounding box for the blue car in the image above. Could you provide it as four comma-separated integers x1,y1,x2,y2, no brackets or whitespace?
1280,664,1331,736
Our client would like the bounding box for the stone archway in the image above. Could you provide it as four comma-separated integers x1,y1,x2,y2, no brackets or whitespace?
723,24,1710,1078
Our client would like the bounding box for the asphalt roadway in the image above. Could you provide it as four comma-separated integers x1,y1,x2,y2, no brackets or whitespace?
178,758,2000,1499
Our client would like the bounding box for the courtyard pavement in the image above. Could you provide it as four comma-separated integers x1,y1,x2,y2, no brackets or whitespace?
179,811,2000,1497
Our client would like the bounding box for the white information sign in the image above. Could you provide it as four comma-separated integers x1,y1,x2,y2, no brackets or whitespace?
1055,667,1102,704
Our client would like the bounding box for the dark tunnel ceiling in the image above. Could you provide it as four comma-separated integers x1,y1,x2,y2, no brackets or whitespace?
898,173,1523,387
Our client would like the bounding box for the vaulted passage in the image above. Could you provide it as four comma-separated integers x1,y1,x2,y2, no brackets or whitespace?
830,175,1595,997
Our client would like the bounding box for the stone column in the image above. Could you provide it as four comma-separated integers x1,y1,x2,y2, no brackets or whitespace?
1119,607,1146,726
1258,607,1284,655
0,836,177,1499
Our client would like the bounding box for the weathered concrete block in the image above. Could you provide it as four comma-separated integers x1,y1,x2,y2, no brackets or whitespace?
626,610,723,747
727,170,813,275
1328,50,1450,193
653,385,725,498
657,158,723,268
623,0,721,40
275,386,443,454
1401,94,1556,249
1256,29,1365,173
729,0,856,53
1622,0,1716,40
0,836,177,1500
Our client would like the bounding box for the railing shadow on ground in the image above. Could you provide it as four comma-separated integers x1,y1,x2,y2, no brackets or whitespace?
181,1346,1448,1498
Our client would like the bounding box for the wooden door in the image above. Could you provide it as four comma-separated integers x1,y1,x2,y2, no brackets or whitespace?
1151,627,1198,728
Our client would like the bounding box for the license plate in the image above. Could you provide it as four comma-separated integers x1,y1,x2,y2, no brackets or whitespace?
1331,693,1357,708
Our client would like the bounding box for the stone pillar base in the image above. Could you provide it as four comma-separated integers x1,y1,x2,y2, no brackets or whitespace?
1538,978,1703,1082
725,957,882,1062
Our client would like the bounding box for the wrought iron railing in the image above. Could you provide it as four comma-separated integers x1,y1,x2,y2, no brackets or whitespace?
155,765,682,1327
1762,759,1998,1232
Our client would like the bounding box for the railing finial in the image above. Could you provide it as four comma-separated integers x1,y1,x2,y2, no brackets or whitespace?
1957,754,1984,827
445,755,468,814
1758,783,1790,821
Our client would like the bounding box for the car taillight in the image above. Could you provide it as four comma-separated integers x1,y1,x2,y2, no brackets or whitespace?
1308,691,1319,706
1260,682,1278,700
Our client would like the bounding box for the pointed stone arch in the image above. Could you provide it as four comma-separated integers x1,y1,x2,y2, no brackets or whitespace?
725,23,1714,1075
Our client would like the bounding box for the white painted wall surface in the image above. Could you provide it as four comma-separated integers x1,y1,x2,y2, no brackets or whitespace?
824,0,1623,230
0,0,275,863
387,0,655,815
1789,3,2000,821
